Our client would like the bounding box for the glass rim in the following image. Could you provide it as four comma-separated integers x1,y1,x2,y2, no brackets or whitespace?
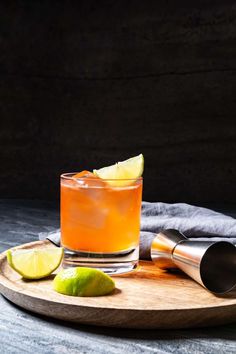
60,172,143,182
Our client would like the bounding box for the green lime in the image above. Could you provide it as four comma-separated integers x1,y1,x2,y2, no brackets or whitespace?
7,248,63,279
93,154,144,186
53,267,115,297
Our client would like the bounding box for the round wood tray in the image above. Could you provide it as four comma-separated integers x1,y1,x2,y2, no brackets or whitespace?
0,240,236,329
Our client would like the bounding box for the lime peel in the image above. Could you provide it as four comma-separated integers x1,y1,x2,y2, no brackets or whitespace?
93,154,144,187
7,248,64,279
53,267,115,297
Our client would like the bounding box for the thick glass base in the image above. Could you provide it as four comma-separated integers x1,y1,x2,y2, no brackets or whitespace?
62,246,139,275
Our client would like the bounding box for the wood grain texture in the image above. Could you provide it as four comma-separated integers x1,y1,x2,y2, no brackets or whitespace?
0,2,236,203
0,200,236,353
0,240,236,330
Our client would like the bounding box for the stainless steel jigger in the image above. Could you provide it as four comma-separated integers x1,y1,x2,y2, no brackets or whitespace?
151,229,236,294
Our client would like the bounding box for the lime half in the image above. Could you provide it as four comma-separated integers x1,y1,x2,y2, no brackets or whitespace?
7,248,64,279
53,267,115,297
93,154,144,186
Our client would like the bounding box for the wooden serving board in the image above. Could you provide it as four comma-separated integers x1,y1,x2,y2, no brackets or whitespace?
0,240,236,329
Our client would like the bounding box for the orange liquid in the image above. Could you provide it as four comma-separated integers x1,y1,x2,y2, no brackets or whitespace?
61,177,142,253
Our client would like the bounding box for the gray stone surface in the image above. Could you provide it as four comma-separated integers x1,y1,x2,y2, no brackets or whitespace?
0,199,236,353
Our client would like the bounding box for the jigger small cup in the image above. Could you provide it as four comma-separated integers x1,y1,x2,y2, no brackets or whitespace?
151,229,236,294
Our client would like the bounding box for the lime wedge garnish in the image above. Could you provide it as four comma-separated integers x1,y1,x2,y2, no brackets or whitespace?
53,267,115,297
93,154,144,186
7,248,64,279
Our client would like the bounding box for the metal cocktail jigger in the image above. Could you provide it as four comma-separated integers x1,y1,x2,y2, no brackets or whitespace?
151,229,236,294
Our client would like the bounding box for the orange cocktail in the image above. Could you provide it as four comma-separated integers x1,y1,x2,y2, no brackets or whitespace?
60,172,142,274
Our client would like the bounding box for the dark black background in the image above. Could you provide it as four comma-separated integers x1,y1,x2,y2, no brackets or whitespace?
0,1,236,203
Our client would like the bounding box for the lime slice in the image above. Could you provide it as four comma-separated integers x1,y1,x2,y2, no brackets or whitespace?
93,154,144,186
53,267,115,297
7,248,64,279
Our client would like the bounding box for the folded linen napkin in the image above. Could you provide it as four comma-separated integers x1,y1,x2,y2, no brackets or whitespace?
39,202,236,260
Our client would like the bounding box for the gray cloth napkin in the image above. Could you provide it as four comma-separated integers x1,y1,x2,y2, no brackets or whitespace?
39,202,236,260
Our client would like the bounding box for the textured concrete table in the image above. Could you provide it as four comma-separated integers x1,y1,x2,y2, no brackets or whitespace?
0,199,236,354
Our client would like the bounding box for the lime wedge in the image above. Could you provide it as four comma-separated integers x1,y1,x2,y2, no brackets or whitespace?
53,267,115,297
7,248,64,279
93,154,144,186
